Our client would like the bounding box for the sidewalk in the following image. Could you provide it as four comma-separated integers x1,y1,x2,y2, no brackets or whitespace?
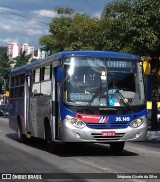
146,128,160,142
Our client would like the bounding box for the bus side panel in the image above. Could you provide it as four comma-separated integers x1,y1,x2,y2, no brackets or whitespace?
29,97,39,137
9,98,25,133
29,96,51,138
38,96,51,138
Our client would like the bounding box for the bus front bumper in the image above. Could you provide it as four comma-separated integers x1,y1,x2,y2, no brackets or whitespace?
60,120,148,143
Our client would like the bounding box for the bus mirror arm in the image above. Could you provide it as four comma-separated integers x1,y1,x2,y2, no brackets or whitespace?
56,67,64,83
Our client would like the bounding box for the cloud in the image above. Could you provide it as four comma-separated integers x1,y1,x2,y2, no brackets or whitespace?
0,38,19,45
0,24,11,31
0,16,49,48
0,0,111,49
0,17,49,36
93,12,101,19
33,9,57,18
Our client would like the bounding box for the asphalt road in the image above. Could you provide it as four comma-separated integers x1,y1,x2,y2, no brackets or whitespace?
0,117,160,182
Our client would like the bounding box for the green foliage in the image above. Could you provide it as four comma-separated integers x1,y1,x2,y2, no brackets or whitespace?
101,0,160,57
0,49,10,92
0,47,7,55
39,2,160,57
14,50,31,68
55,7,75,15
0,48,31,93
39,8,102,52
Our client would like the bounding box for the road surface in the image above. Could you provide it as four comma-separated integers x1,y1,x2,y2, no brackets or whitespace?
0,117,160,182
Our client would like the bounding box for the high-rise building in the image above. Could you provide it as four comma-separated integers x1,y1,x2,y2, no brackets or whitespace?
22,43,34,58
33,49,48,59
7,43,48,66
22,43,28,53
28,45,34,58
7,43,20,60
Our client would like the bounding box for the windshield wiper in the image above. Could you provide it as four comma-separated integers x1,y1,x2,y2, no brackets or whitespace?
86,85,108,109
87,61,108,109
86,87,101,109
115,90,131,110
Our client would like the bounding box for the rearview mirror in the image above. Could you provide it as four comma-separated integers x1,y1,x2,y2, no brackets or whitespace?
120,91,136,99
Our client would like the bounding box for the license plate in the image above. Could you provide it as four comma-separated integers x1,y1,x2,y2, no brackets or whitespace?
101,131,115,136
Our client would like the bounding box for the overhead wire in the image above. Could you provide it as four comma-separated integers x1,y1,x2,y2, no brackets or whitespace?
0,7,50,26
0,15,48,28
0,4,54,47
0,4,53,20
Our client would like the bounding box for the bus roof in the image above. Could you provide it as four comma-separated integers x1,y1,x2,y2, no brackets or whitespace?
59,51,140,59
11,51,141,75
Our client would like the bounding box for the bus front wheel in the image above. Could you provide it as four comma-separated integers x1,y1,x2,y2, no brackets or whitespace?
44,122,58,153
110,142,125,153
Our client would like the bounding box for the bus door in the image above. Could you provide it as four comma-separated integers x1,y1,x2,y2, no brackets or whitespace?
30,68,42,138
26,72,39,138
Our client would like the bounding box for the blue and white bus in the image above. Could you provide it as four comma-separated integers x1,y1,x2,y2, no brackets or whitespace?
9,51,147,153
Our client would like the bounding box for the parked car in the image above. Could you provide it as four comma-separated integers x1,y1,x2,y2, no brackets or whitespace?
147,109,151,125
0,104,9,117
0,110,4,116
157,108,160,123
147,108,160,125
4,111,9,116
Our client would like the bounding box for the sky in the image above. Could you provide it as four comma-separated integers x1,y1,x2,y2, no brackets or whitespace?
0,0,113,49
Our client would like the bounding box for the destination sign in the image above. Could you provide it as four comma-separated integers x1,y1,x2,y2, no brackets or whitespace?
65,58,134,69
107,61,132,68
74,59,133,68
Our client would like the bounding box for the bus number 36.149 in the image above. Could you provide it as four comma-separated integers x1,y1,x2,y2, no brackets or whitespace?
116,117,130,122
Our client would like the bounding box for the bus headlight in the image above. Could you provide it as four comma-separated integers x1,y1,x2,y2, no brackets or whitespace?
130,116,146,128
66,115,86,129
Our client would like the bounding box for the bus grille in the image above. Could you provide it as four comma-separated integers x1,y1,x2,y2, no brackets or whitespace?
87,122,128,129
91,132,125,141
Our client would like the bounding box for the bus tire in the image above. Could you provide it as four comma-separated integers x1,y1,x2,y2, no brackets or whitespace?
110,142,125,153
44,121,58,154
17,120,26,143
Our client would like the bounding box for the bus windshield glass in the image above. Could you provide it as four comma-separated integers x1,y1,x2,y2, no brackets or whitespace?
63,57,145,107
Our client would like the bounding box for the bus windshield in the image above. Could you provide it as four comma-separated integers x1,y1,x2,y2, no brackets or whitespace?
63,57,145,107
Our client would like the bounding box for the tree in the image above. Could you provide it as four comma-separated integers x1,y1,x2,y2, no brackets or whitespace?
0,48,31,94
14,50,31,68
0,52,10,93
101,0,160,56
102,0,160,129
39,2,160,129
39,8,102,52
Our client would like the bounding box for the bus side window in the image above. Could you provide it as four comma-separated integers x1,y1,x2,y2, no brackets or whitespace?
10,88,14,98
15,75,19,86
11,77,15,87
41,65,52,96
33,70,35,83
32,69,40,96
35,69,40,82
20,74,25,85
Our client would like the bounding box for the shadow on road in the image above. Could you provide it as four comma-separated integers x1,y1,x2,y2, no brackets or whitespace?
6,133,138,157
